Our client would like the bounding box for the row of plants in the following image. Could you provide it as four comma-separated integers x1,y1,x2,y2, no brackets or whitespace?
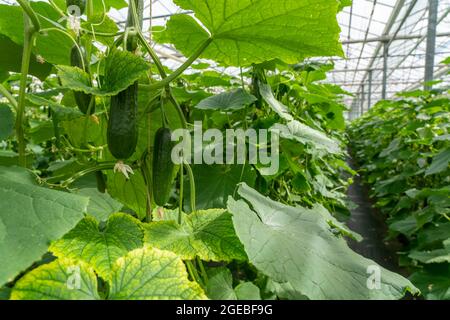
348,78,450,300
0,0,419,300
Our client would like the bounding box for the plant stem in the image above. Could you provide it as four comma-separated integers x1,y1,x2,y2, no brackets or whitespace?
178,159,184,224
136,28,212,129
146,38,213,91
184,162,196,213
196,256,208,285
0,84,18,109
16,17,35,167
185,260,202,285
17,0,40,32
61,162,116,187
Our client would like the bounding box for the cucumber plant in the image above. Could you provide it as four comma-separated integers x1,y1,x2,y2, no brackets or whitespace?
0,0,425,300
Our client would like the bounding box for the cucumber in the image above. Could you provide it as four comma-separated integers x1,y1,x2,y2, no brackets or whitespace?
125,0,143,51
107,82,138,160
95,171,106,193
70,45,95,115
66,0,86,15
152,127,177,206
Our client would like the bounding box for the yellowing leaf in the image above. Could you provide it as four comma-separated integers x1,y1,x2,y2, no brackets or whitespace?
108,246,207,300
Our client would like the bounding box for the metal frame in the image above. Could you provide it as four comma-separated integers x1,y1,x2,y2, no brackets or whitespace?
108,0,450,116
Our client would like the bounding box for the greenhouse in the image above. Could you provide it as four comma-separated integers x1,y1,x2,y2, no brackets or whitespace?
0,0,448,304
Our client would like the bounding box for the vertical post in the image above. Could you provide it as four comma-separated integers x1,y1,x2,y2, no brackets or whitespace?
360,85,365,116
424,0,438,90
382,42,388,99
368,70,372,109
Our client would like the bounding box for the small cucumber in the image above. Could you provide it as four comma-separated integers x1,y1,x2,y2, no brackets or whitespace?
70,45,95,115
95,171,106,193
125,0,143,51
107,82,138,160
152,127,177,206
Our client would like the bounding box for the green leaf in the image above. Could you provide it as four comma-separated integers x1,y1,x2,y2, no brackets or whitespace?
409,264,450,300
50,214,143,279
0,151,33,167
196,88,256,111
74,188,123,221
0,34,52,80
0,286,11,300
60,113,107,148
10,259,100,300
82,15,119,46
425,148,450,176
273,120,341,154
0,104,14,140
227,184,419,299
157,0,344,66
0,165,37,184
409,239,450,264
234,282,261,300
57,49,150,96
144,209,246,261
206,267,237,300
106,170,148,219
185,164,256,210
259,83,293,121
108,246,207,300
0,3,74,65
0,167,88,286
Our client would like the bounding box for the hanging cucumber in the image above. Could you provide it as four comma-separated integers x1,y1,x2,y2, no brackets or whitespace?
125,0,143,51
152,127,177,206
95,170,106,193
107,82,138,160
66,0,86,16
70,45,95,115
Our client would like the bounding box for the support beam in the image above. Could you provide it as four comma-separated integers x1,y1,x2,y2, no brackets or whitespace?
382,42,388,100
340,31,450,44
360,85,365,116
368,70,372,109
424,0,439,90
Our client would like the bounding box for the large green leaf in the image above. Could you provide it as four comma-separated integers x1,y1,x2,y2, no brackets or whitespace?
206,267,237,300
60,113,107,148
259,83,293,121
184,164,256,211
0,3,73,65
75,188,123,221
409,264,450,300
0,35,52,80
425,148,450,176
205,267,260,300
273,120,341,154
50,213,143,279
227,183,419,300
106,170,148,219
0,167,89,286
156,0,343,66
0,104,14,140
10,259,100,300
195,89,256,111
57,49,150,96
409,239,450,264
108,246,207,300
144,209,246,261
